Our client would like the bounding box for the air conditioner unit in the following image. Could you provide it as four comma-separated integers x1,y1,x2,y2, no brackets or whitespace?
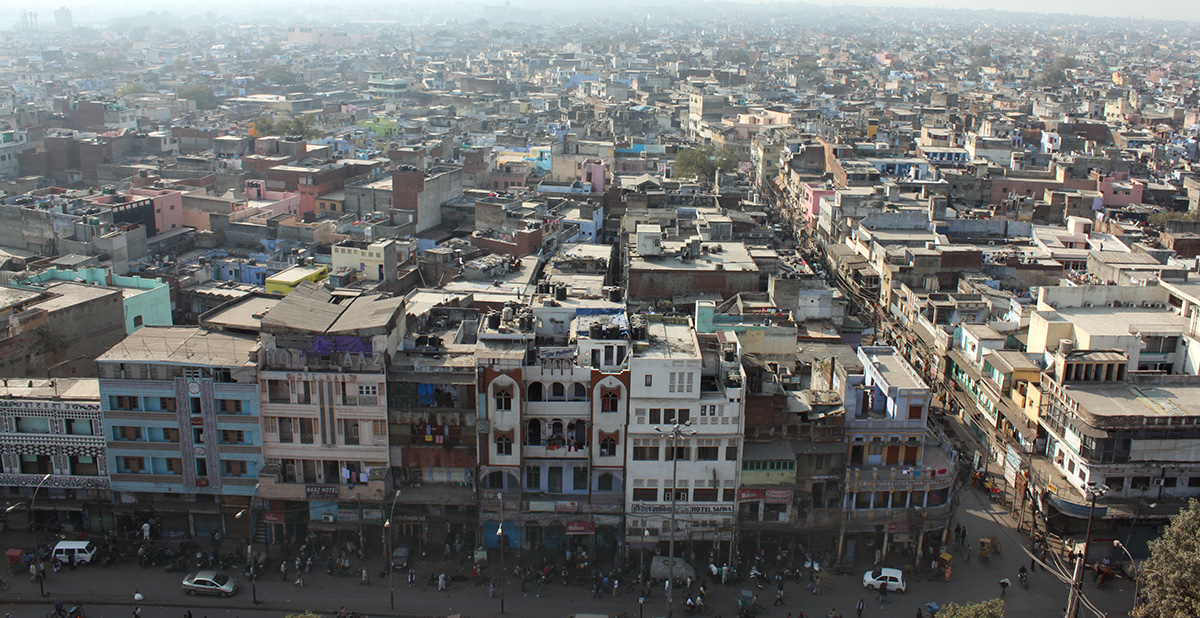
321,514,336,523
1152,478,1165,487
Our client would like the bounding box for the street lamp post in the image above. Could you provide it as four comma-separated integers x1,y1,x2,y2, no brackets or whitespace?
1066,485,1107,618
235,483,262,605
1113,540,1143,606
656,422,696,618
385,489,401,610
497,491,506,614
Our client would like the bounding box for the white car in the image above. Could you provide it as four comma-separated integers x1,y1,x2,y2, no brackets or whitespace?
862,567,907,593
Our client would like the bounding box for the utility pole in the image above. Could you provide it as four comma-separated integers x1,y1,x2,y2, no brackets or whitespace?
1066,485,1107,618
657,422,695,618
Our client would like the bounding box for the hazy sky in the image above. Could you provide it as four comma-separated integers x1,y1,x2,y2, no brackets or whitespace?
13,0,1200,26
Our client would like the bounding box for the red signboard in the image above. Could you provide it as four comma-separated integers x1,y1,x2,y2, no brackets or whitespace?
738,489,763,502
263,513,285,524
565,522,595,535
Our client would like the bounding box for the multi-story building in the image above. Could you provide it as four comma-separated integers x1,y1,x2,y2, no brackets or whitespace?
839,346,955,565
625,315,744,562
478,291,630,553
97,326,260,538
387,294,480,555
0,379,107,533
256,282,403,547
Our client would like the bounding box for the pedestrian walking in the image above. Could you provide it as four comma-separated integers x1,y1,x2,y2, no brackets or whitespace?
142,522,151,540
613,577,620,597
954,524,962,549
965,543,971,562
438,572,447,591
999,578,1011,597
1031,556,1038,572
878,588,889,604
490,579,496,598
407,568,416,587
69,554,76,571
294,573,304,587
536,579,544,598
281,561,288,581
856,599,865,618
184,611,192,618
133,608,141,618
774,586,785,606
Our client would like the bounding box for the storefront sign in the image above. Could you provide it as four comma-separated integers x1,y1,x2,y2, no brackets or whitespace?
566,522,595,535
555,501,579,513
764,489,793,504
737,489,763,502
305,485,339,500
362,508,383,523
263,513,285,524
632,503,735,515
337,508,359,523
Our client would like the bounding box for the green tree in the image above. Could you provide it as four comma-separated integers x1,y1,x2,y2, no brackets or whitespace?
934,599,1004,618
258,66,301,86
176,84,218,110
674,145,739,180
251,114,322,140
116,82,148,97
1133,499,1200,618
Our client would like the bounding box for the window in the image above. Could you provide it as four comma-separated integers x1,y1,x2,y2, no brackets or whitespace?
116,426,143,441
645,375,653,387
121,456,145,474
190,397,202,415
341,419,360,445
217,399,242,414
496,434,513,456
132,315,143,328
162,427,180,443
1105,477,1124,491
693,488,718,501
722,488,736,502
725,440,739,461
696,443,719,461
495,388,513,411
373,420,387,437
649,409,661,424
1131,476,1151,491
573,467,588,490
600,437,617,457
632,439,659,461
220,430,245,444
668,445,690,460
110,396,141,411
632,488,657,501
602,390,620,413
908,404,922,420
165,458,182,474
1164,477,1178,488
1189,477,1200,488
525,466,541,490
359,384,378,396
299,418,314,444
598,473,616,491
223,460,248,477
278,418,294,443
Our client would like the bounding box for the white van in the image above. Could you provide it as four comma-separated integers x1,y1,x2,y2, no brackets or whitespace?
52,540,98,565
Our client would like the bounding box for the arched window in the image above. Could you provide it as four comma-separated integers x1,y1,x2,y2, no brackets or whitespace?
528,382,544,402
570,383,588,401
550,420,565,445
550,383,566,401
597,472,619,491
601,389,620,413
527,419,542,446
600,437,617,457
495,434,513,456
494,387,512,411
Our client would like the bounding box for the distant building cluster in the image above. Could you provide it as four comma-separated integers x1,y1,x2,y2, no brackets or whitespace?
0,9,1198,571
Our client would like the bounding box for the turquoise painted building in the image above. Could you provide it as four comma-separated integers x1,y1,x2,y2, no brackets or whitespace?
19,267,172,334
97,326,262,538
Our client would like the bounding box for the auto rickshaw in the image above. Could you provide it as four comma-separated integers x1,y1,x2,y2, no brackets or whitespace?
979,536,1000,562
937,552,954,580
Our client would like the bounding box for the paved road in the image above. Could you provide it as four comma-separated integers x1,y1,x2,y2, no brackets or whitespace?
0,490,1133,618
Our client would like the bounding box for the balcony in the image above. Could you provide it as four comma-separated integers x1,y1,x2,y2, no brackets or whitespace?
523,443,589,459
845,502,952,523
257,466,391,502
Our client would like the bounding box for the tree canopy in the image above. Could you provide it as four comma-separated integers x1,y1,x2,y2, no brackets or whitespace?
673,145,739,181
176,84,218,110
251,114,323,140
933,599,1004,618
258,66,301,86
1133,498,1200,618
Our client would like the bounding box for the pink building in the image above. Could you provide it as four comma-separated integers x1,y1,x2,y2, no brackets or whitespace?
580,158,607,193
86,187,185,236
801,182,835,226
241,180,303,219
1096,172,1145,207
